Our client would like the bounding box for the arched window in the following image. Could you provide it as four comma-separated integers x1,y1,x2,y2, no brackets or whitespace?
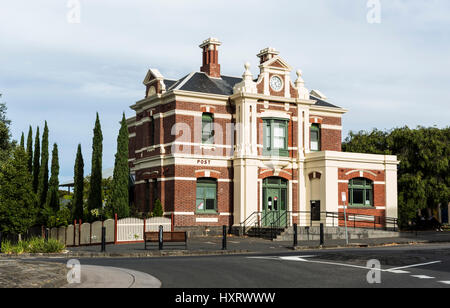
348,178,373,207
196,178,217,213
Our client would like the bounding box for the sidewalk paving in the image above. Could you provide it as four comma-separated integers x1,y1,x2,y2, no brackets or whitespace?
64,231,450,257
64,265,161,288
0,259,66,288
2,231,450,259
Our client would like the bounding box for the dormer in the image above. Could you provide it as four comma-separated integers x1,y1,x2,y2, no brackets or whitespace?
143,68,167,98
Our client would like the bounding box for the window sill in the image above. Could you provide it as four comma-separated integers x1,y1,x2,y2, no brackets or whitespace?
200,144,216,150
195,211,219,215
347,206,375,209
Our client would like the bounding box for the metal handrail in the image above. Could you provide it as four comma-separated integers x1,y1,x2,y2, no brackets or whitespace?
240,210,399,238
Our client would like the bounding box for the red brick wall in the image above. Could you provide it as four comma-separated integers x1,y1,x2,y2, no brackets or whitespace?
337,169,387,228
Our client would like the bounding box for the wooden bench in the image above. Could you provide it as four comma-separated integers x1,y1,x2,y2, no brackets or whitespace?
144,231,187,250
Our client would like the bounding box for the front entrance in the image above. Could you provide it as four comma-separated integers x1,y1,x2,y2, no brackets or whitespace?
262,177,288,227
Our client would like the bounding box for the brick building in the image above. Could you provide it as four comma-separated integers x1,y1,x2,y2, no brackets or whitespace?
127,38,399,233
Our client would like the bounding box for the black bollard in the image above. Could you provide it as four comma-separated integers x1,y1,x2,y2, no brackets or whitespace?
293,224,298,247
158,225,163,250
222,225,227,250
320,223,324,246
101,226,106,252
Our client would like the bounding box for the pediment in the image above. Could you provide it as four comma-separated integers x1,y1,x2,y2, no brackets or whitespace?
261,56,292,71
143,68,164,85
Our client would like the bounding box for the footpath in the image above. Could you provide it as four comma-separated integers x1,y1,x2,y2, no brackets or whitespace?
1,231,450,288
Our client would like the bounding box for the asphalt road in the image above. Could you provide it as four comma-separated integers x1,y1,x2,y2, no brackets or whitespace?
39,243,450,288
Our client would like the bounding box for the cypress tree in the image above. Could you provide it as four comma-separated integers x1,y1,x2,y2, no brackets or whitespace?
32,126,40,192
26,126,33,173
47,143,59,212
20,132,24,148
37,121,49,208
73,144,84,220
110,113,130,218
0,146,38,235
87,113,103,214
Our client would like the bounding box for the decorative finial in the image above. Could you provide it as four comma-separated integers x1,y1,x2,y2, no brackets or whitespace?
244,62,251,72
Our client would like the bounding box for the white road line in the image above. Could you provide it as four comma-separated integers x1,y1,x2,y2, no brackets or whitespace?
387,270,410,274
411,275,435,279
387,261,441,272
249,255,389,272
248,256,441,277
438,281,450,285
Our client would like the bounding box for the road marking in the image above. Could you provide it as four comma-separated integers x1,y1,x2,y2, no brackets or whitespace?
438,281,450,285
387,270,410,274
248,255,389,272
411,275,435,279
387,261,441,272
248,256,440,277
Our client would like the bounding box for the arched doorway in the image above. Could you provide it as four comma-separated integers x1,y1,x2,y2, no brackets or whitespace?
262,177,288,227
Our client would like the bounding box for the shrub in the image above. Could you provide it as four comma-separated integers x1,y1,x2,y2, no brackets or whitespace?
152,199,163,217
0,237,65,254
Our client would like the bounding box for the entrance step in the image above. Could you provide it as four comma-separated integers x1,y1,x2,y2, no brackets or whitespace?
246,227,286,240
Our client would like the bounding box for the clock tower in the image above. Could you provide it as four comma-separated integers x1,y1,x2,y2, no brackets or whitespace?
255,47,296,98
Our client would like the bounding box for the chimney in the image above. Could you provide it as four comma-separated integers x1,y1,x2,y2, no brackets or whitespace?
199,37,222,78
257,47,280,64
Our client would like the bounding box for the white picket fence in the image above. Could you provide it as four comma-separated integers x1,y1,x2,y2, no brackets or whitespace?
116,217,172,243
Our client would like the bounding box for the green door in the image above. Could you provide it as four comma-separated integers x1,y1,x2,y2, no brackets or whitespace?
262,178,288,227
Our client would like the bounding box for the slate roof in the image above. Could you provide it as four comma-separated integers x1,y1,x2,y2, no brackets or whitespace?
309,95,341,109
163,71,341,109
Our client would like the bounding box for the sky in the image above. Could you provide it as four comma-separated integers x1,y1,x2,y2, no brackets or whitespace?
0,0,449,183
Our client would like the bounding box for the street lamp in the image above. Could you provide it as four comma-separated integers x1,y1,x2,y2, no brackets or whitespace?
341,192,349,245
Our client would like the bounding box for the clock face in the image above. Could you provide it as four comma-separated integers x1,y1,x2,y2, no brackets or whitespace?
270,76,283,92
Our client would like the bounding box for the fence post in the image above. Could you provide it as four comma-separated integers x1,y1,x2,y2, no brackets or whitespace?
293,223,298,247
158,225,163,250
45,228,49,242
0,231,2,251
79,219,82,246
101,226,106,252
222,225,227,250
114,214,118,244
171,213,174,232
319,223,324,246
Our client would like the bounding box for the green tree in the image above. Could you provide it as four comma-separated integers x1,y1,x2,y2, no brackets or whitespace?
19,132,24,148
73,144,84,221
343,126,450,228
108,113,130,218
37,121,49,210
0,146,38,235
0,122,11,165
0,94,11,126
32,126,40,192
26,126,33,173
87,113,103,217
152,199,163,217
0,95,12,164
46,143,60,212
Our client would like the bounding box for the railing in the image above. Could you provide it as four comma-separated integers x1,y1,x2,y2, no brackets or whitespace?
240,211,399,237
